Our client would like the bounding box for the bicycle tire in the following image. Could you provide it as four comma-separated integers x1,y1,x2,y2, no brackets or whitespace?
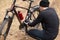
30,11,41,28
29,5,42,29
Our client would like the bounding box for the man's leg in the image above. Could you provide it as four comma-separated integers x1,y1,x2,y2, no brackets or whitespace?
27,29,44,40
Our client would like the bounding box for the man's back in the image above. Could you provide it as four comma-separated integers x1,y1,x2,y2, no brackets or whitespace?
40,8,59,39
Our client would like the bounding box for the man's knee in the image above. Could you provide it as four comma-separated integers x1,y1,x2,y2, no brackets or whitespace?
27,29,38,36
27,29,44,40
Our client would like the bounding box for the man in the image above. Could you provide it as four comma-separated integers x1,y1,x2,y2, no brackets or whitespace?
26,0,59,40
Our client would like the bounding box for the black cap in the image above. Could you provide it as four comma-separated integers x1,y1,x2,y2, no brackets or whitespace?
39,0,50,7
41,0,49,2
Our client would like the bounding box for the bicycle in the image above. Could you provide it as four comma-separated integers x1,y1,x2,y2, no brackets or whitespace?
0,0,40,40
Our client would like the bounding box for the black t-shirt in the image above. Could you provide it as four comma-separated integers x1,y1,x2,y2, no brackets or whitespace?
28,8,59,39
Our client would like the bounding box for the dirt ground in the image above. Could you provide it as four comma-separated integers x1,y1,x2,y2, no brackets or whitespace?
0,0,60,40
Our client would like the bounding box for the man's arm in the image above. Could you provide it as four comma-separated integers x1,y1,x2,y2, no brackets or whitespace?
28,13,43,27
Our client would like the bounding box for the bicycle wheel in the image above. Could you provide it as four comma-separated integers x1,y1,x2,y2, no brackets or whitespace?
29,5,43,29
29,11,40,28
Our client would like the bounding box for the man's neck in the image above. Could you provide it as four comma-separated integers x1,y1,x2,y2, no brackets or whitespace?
40,7,48,11
43,7,48,10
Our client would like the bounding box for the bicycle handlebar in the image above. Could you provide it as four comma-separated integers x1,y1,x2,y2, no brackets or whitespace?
13,0,34,4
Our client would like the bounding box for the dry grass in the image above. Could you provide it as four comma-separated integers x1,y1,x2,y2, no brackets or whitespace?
0,0,60,40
